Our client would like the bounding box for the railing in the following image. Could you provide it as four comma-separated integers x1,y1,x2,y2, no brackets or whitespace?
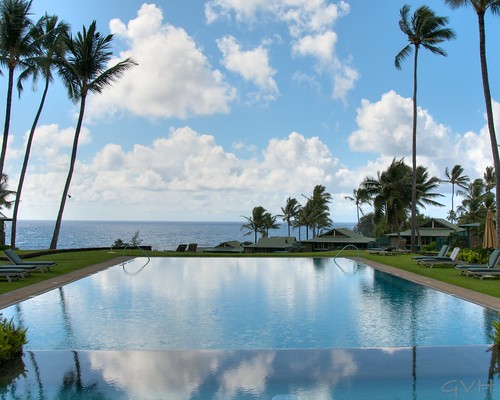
120,244,151,275
332,244,361,270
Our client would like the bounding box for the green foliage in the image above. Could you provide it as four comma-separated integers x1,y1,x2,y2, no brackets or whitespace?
112,238,124,249
0,315,27,363
489,313,500,347
458,248,489,264
421,242,437,252
130,230,143,247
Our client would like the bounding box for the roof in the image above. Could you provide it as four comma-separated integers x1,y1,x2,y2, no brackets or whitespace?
245,236,297,248
387,218,464,237
302,228,374,244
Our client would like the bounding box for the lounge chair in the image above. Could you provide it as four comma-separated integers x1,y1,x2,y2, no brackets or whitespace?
187,243,198,252
413,245,449,263
422,247,460,268
0,268,29,282
366,247,396,255
175,244,187,252
456,249,500,276
4,249,55,270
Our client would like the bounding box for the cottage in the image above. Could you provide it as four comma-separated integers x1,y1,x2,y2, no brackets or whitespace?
244,236,297,253
300,228,375,252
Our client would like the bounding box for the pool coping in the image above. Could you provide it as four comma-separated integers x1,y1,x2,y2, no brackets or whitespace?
0,255,499,312
358,257,500,312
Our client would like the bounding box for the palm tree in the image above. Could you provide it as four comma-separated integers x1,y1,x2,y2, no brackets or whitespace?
0,0,40,177
395,4,455,252
445,0,500,248
456,178,486,223
345,188,369,226
10,15,70,248
49,21,136,249
0,173,15,246
278,197,301,237
241,206,267,243
361,158,412,244
262,211,279,237
444,165,470,223
309,184,332,237
484,165,496,194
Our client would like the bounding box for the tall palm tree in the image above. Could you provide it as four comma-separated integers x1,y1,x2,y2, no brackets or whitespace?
345,188,369,226
10,15,70,248
241,206,267,244
0,0,40,177
49,21,136,249
395,4,455,252
279,197,301,237
445,0,500,248
444,165,470,223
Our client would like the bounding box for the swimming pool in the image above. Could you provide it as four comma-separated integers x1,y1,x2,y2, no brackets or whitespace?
2,256,500,399
1,257,496,350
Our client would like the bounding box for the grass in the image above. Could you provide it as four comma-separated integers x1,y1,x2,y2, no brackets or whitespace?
0,248,499,299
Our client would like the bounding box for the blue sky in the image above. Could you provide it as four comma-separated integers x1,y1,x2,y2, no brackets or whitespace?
1,0,499,222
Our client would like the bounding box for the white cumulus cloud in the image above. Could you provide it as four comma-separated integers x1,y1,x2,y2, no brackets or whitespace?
87,3,236,120
217,35,279,102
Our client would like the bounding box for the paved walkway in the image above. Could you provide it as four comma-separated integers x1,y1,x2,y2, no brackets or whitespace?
0,255,499,311
0,256,133,309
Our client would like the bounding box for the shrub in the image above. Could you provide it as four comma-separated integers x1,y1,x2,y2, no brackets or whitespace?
0,315,28,364
421,242,437,252
458,248,489,264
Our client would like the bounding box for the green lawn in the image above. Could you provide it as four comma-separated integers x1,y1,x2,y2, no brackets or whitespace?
0,248,499,299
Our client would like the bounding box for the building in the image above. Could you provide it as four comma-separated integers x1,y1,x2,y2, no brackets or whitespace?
300,228,375,252
244,237,297,253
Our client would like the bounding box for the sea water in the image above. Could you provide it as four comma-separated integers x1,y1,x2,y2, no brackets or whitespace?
5,220,356,251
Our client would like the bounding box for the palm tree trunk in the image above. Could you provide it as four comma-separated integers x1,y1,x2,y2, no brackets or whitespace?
50,95,86,249
0,66,15,177
477,11,500,249
11,77,50,248
410,47,419,252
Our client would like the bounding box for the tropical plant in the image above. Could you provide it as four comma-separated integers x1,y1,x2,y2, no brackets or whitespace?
0,314,27,363
10,14,70,248
49,21,136,249
444,165,470,223
241,206,268,243
278,197,301,237
445,0,500,249
345,188,370,225
0,0,41,177
395,4,455,251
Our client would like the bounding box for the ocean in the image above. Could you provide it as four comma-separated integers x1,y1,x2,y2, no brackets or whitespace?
5,220,356,251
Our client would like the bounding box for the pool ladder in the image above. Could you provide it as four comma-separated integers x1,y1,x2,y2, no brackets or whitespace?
333,244,361,270
120,244,151,275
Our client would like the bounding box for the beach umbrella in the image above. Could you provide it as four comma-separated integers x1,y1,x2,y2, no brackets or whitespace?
483,209,497,249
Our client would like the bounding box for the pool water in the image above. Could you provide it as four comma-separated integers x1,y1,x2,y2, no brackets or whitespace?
1,257,496,350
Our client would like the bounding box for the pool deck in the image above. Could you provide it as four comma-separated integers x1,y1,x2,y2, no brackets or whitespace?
0,256,133,309
0,255,499,311
359,257,500,311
